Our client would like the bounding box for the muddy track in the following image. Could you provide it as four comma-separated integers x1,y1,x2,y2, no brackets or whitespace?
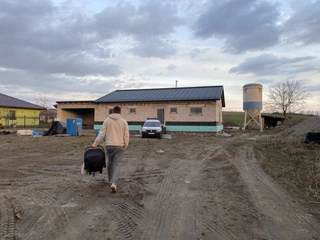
231,145,320,240
0,195,17,239
0,132,320,239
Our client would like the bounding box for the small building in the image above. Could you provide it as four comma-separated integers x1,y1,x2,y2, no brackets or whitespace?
57,85,226,133
0,93,45,128
262,113,285,128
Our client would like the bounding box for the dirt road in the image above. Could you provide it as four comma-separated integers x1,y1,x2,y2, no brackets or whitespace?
0,130,319,240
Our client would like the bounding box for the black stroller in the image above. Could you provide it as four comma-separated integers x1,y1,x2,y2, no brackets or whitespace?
83,145,106,176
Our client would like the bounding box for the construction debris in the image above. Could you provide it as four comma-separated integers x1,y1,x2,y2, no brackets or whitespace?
156,149,165,155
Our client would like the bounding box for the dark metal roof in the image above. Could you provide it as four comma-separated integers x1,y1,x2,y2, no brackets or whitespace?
95,86,225,107
261,113,285,119
0,93,45,110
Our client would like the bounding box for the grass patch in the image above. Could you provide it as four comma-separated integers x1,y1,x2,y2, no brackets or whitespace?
256,137,320,202
223,112,244,126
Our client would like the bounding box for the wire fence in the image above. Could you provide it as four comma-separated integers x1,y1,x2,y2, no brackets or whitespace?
0,115,41,129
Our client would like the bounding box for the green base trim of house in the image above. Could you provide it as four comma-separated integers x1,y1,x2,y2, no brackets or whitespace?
94,124,223,133
94,125,101,131
129,125,143,131
165,125,223,132
94,125,142,131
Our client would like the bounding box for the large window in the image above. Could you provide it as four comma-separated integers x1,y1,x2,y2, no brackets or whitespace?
190,107,202,115
9,110,16,120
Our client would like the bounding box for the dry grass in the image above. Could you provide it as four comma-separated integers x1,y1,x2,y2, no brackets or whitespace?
258,136,320,202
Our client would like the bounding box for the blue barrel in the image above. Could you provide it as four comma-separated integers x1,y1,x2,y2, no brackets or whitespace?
66,118,82,136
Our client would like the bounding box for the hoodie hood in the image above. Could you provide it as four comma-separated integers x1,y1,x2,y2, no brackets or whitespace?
109,113,121,120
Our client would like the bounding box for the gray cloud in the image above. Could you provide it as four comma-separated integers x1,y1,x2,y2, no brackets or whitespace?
93,1,183,58
0,0,120,77
189,48,211,58
92,2,183,38
255,78,274,84
193,0,282,53
130,38,177,58
0,69,143,105
167,64,177,71
0,0,184,79
229,54,319,76
306,85,320,92
284,1,320,45
0,46,121,76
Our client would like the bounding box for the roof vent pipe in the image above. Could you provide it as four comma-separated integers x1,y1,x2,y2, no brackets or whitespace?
175,80,178,88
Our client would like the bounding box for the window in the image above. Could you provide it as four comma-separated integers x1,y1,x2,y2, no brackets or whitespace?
129,108,136,114
9,110,16,120
190,107,202,115
170,108,177,114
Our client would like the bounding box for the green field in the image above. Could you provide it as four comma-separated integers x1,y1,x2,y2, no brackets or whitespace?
222,112,244,126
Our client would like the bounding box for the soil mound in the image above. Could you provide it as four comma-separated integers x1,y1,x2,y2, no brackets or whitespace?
273,116,320,140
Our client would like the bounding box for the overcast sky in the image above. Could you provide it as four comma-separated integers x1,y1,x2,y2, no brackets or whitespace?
0,0,319,112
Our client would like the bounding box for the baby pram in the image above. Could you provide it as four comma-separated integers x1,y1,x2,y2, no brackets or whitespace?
82,145,106,176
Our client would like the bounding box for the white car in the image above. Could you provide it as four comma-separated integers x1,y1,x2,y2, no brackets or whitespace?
141,119,162,139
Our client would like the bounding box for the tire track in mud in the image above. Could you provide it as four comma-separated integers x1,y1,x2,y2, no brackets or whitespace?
138,160,177,240
191,144,239,239
79,181,147,239
232,145,320,240
0,195,16,240
163,140,235,239
17,165,79,178
118,138,177,239
14,189,77,240
139,141,238,240
76,141,162,240
108,198,147,239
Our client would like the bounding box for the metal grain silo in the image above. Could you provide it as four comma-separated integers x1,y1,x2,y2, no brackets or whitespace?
243,83,263,132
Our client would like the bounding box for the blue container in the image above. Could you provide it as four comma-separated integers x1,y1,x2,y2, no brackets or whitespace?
67,118,82,136
96,130,106,141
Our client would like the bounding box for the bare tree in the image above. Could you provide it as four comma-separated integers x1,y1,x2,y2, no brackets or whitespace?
266,79,310,119
33,92,51,123
33,92,49,109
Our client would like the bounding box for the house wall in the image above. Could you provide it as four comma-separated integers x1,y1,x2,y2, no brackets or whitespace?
94,100,224,133
0,107,41,128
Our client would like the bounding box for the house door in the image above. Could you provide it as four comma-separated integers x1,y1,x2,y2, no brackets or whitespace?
157,109,164,125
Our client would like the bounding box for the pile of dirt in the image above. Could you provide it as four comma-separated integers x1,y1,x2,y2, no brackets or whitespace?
271,116,320,140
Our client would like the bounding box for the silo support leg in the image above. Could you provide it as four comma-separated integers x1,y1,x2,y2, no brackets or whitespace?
243,110,263,131
259,112,263,132
243,111,247,131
